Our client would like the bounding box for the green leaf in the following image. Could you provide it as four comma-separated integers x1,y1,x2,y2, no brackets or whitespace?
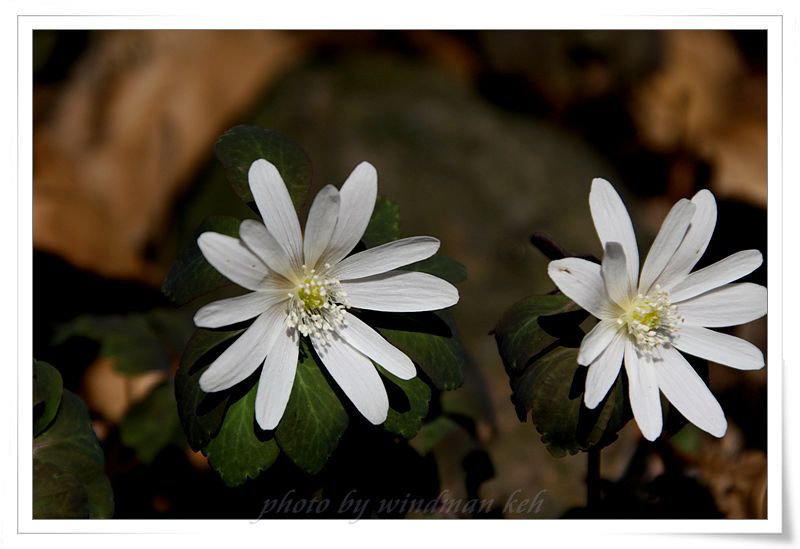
361,196,401,247
33,360,62,437
379,365,432,439
52,309,193,376
215,125,311,209
33,389,114,518
119,382,185,464
175,328,243,451
402,254,467,284
205,381,280,487
275,341,349,474
363,310,465,391
494,293,586,375
494,294,629,456
162,215,242,306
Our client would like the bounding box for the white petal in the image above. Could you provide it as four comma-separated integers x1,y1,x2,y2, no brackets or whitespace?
589,178,640,289
314,337,389,424
655,346,727,438
673,325,764,370
341,270,458,312
199,305,287,392
239,219,297,281
578,319,621,366
319,162,378,266
303,185,340,270
197,232,269,291
339,312,416,380
624,341,663,441
601,242,632,308
638,198,696,294
547,257,617,320
654,189,717,290
584,331,626,409
331,237,440,281
669,250,763,303
193,290,286,329
677,283,767,327
248,159,303,269
254,327,299,430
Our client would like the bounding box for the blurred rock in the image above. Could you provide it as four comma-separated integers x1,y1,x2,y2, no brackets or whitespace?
34,30,307,282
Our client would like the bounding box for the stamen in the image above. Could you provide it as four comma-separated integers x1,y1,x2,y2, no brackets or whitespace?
618,285,682,353
285,264,350,343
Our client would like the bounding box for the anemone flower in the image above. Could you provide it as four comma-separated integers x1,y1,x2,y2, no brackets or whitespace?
195,159,459,430
548,178,766,440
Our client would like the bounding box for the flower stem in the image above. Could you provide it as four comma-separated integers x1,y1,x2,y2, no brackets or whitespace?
587,446,601,515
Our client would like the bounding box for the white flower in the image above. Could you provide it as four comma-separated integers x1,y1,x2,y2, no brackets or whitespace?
194,159,459,430
548,179,767,441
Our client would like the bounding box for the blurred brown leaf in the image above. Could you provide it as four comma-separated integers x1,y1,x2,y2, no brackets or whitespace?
632,30,767,207
34,30,307,283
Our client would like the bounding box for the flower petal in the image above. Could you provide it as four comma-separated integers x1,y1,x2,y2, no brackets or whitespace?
654,189,717,291
331,236,440,281
624,341,663,441
584,331,625,409
669,250,763,303
319,162,378,266
578,319,621,366
339,312,416,380
239,219,297,281
314,337,389,425
197,232,269,291
673,325,764,370
601,242,632,308
638,198,696,294
303,185,340,270
248,159,303,269
677,283,767,327
199,305,287,392
193,290,286,329
341,270,458,312
590,178,640,289
254,327,299,430
548,257,617,320
655,346,727,438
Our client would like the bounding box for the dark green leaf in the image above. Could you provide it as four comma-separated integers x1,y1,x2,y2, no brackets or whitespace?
361,196,400,247
365,310,465,391
33,360,62,437
51,309,193,376
403,254,467,284
494,294,629,456
494,293,586,376
378,365,432,439
162,215,242,306
276,341,349,474
205,381,280,487
33,389,114,518
215,125,311,209
120,382,184,464
511,346,628,457
175,328,243,451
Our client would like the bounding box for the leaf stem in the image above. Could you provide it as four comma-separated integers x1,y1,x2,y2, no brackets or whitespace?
587,446,601,515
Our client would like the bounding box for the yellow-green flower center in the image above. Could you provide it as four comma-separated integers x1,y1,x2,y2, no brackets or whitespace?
286,264,349,342
617,286,682,351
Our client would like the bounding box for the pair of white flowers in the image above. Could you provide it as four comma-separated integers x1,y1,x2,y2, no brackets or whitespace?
196,158,766,442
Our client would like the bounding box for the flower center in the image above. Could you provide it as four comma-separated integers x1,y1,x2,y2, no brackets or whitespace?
286,264,349,342
617,285,682,352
